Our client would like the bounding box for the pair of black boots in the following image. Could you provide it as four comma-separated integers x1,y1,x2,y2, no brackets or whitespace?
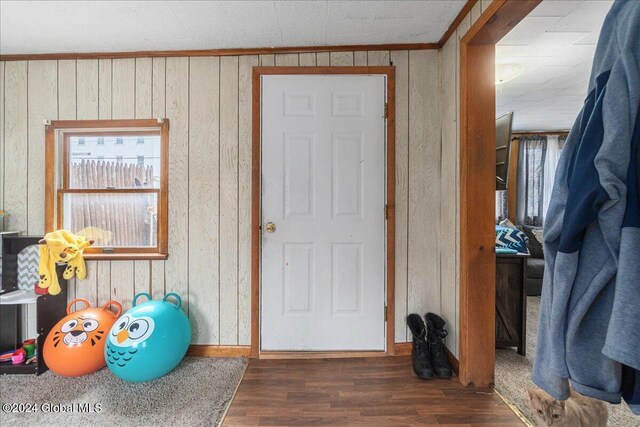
406,313,452,379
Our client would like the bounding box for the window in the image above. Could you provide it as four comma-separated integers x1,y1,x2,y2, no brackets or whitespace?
45,119,169,260
517,136,546,226
137,137,145,145
516,134,567,226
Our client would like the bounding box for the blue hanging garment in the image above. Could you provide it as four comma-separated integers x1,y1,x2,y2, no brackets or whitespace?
532,0,640,415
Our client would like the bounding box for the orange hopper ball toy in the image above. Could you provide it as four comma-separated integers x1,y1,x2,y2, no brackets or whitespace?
44,298,122,377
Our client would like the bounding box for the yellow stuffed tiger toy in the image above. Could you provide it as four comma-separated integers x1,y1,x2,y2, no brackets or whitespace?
38,230,93,295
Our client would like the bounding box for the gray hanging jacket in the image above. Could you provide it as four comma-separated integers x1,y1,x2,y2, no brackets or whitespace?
532,0,640,414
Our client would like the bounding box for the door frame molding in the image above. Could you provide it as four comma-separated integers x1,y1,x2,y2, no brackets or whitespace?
458,0,540,386
251,66,396,358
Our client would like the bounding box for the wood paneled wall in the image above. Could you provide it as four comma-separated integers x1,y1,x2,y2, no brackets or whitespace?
439,0,492,357
1,48,443,347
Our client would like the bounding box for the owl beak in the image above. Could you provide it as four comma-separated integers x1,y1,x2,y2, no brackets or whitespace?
117,329,129,344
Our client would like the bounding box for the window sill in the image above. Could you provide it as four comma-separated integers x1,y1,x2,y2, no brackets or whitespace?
83,253,168,261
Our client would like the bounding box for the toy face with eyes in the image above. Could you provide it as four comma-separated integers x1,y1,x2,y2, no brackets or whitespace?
109,315,155,347
104,294,192,382
106,315,155,368
44,300,121,377
52,316,104,347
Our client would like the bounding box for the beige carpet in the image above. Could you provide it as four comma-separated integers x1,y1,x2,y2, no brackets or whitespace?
0,356,246,427
495,297,638,427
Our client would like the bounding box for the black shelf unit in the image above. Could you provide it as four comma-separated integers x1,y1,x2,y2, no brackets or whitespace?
0,236,68,375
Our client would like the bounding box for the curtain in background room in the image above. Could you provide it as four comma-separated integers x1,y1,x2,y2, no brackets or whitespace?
558,135,567,146
516,136,547,226
496,190,508,223
542,135,566,224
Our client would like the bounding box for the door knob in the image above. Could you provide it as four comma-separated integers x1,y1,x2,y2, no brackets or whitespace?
264,222,276,233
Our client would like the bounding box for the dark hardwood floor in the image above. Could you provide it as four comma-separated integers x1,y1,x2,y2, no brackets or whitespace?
223,356,524,426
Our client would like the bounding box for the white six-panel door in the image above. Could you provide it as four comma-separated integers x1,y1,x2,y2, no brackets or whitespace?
261,75,386,351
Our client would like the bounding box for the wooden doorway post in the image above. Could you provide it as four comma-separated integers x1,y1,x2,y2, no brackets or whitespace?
458,0,541,387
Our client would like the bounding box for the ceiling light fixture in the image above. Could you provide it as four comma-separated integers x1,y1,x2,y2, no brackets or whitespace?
495,63,525,85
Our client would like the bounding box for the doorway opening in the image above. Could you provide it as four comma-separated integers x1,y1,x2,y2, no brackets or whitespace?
457,0,540,386
461,0,636,424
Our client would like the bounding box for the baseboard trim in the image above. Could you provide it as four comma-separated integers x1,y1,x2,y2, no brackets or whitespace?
394,342,460,375
445,347,460,376
187,345,252,357
394,342,412,355
187,343,460,368
258,351,388,360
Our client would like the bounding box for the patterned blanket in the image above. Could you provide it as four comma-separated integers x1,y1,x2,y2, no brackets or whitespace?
495,226,529,255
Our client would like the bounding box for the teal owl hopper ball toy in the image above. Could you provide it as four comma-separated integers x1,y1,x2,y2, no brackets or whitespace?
105,292,191,382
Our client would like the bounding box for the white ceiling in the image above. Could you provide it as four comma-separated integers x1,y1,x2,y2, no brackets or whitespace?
2,0,611,132
496,0,613,132
0,0,466,55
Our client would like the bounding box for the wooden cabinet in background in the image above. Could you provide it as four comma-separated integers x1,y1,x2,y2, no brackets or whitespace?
495,253,528,356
